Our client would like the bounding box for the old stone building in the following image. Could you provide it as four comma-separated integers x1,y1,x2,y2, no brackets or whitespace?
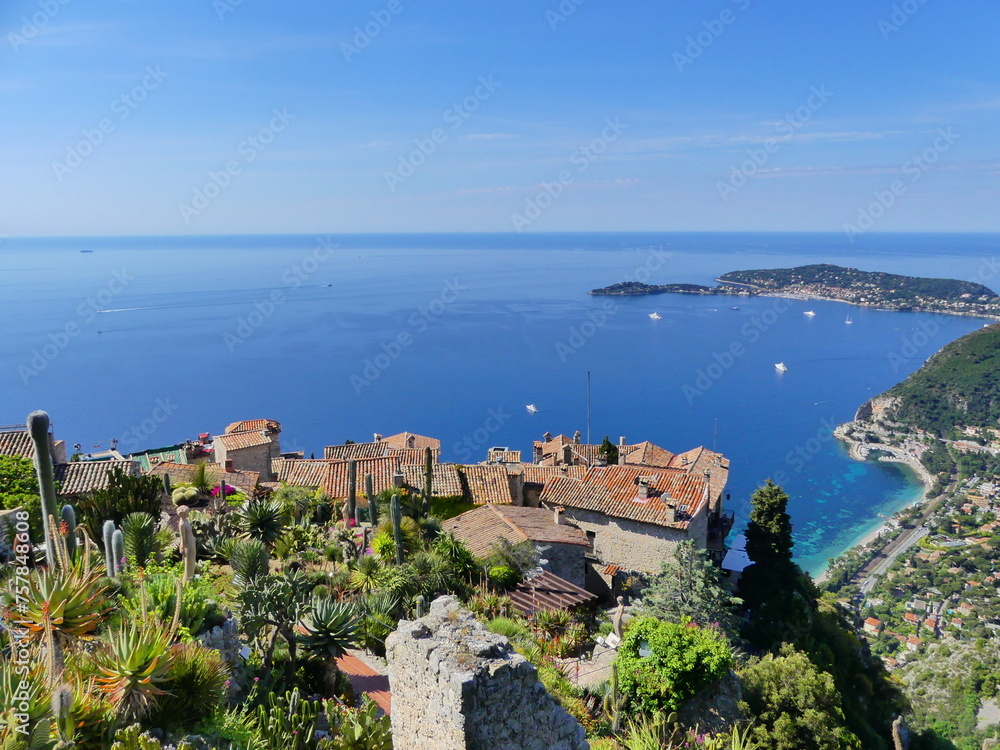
212,419,281,480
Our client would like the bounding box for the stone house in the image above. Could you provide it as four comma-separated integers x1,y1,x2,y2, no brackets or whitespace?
537,464,717,596
443,504,590,588
213,419,281,480
863,617,883,635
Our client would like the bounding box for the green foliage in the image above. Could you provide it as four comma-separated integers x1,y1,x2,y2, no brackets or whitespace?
171,487,200,506
237,570,314,686
229,537,271,587
150,642,229,728
640,539,741,633
238,497,288,547
485,537,539,579
121,511,157,567
0,454,43,538
614,616,732,714
886,324,1000,434
739,645,862,750
486,616,529,641
297,596,360,659
325,697,393,750
121,562,213,636
487,564,519,589
95,620,176,722
108,724,196,750
272,486,316,522
251,689,322,750
191,462,211,495
599,435,619,465
77,466,163,545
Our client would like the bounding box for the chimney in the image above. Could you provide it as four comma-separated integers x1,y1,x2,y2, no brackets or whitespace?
224,459,234,472
553,506,565,525
573,430,582,444
543,431,552,442
406,435,415,449
532,443,543,464
374,433,383,442
619,436,626,447
562,445,573,465
637,478,649,500
393,470,405,488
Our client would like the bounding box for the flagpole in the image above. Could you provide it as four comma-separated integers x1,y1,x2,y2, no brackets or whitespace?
587,370,591,445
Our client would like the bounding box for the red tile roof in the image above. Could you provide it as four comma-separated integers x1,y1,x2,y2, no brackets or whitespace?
379,432,441,451
621,442,675,468
487,449,523,463
147,461,260,491
0,430,34,459
55,460,140,496
443,504,589,559
321,456,401,501
509,570,598,616
522,465,587,486
276,459,337,488
539,465,708,530
459,465,515,505
324,442,393,460
400,463,464,498
214,431,273,451
225,419,280,435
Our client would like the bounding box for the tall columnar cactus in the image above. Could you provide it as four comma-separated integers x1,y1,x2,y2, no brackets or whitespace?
414,594,426,618
162,473,172,495
103,520,116,574
390,493,404,566
60,504,77,562
111,529,125,575
422,447,433,514
27,410,60,568
177,505,196,584
365,473,377,525
347,459,357,523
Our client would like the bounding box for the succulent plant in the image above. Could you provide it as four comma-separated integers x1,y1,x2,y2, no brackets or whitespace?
94,620,176,722
60,504,78,563
365,472,377,525
237,497,287,547
121,512,156,568
347,458,358,524
296,596,359,660
27,410,61,569
390,493,404,565
229,537,269,587
111,529,125,575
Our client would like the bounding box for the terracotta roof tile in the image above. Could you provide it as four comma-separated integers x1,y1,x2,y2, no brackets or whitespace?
277,459,337,488
621,442,675,468
443,505,589,558
0,431,34,460
400,463,463,498
539,465,708,530
487,450,523,463
147,461,260,491
214,431,273,451
324,442,392,460
54,460,141,496
522,465,586,486
322,456,401,501
460,465,515,505
225,420,280,434
379,432,441,451
389,448,439,465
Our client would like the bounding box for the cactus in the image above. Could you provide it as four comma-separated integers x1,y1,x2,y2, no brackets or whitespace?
414,594,426,618
390,493,404,565
162,473,171,495
347,459,357,524
52,683,73,744
365,473,377,525
177,505,196,584
604,662,622,733
27,410,60,568
111,529,125,575
103,520,116,573
422,447,433,515
60,504,77,562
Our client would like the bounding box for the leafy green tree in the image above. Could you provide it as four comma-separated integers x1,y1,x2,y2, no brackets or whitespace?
0,454,43,537
740,645,862,750
740,480,815,649
599,435,619,465
614,615,732,714
639,540,741,634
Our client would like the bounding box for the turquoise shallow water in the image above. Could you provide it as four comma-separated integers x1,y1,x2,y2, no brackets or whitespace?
1,232,996,576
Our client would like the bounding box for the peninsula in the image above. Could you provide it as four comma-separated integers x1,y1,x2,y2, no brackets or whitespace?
590,263,1000,319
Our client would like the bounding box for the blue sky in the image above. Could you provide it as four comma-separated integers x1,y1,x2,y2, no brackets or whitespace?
2,0,998,235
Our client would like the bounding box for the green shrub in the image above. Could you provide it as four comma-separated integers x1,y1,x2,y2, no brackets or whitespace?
488,564,519,589
150,643,229,728
614,616,732,714
487,617,529,641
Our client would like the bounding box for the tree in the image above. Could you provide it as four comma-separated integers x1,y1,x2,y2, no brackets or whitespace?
639,540,741,634
740,480,815,649
740,645,862,750
614,616,732,714
599,436,619,465
0,454,43,537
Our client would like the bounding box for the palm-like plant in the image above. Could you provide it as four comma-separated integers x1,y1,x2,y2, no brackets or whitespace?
297,596,360,660
94,621,176,722
238,497,288,547
356,591,400,655
349,554,385,593
228,537,270,586
121,512,157,568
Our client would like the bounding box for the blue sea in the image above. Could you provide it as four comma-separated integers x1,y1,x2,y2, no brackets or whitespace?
2,232,997,575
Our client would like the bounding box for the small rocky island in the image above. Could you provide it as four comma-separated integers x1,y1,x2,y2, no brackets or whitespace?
590,263,1000,318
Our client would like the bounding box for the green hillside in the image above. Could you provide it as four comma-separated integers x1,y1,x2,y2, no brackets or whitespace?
886,323,1000,434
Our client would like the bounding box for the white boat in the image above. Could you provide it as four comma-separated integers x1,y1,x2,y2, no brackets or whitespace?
846,315,853,324
649,312,662,320
775,362,788,373
526,404,539,414
804,310,816,317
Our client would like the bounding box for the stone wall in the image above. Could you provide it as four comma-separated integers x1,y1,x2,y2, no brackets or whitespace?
558,506,697,575
540,540,586,589
386,596,589,750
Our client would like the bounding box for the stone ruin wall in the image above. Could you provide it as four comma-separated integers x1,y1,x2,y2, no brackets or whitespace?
386,596,589,750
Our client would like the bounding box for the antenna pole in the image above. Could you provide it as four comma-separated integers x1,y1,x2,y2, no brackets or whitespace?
587,370,592,445
713,418,718,452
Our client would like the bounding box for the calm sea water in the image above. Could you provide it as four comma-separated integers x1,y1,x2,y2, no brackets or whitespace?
1,232,997,575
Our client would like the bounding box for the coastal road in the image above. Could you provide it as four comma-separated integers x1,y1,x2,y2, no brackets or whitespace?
859,526,929,594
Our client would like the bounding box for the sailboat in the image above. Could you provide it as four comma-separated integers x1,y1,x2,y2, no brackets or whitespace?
804,310,816,317
649,312,662,320
526,404,539,414
846,314,853,324
775,362,788,373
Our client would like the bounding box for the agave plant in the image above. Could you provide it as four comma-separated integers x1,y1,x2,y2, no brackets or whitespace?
149,642,229,728
355,590,400,656
348,554,385,593
10,539,114,655
238,497,288,547
297,595,360,660
228,537,270,587
0,661,50,748
94,621,176,722
121,512,157,568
